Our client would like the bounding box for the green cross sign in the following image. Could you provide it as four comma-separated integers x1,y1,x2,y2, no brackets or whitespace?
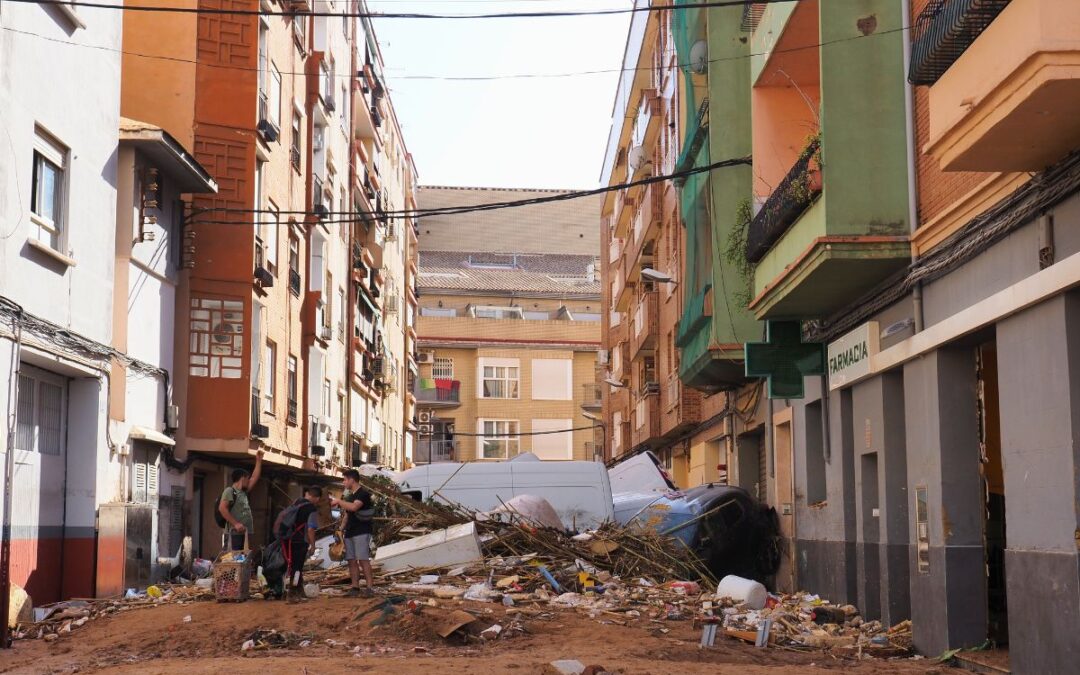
744,320,826,399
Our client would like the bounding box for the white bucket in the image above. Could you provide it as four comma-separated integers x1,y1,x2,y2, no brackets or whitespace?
715,574,767,609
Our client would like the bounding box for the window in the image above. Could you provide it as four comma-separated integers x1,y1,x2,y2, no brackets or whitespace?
288,234,300,296
293,13,306,51
290,112,302,169
323,379,332,416
468,305,523,320
337,287,345,338
257,23,268,95
479,419,519,460
269,65,282,127
287,355,298,424
531,419,573,460
420,307,457,318
31,129,68,251
433,357,453,379
264,340,276,413
480,359,519,399
15,366,65,455
265,202,279,272
531,359,572,400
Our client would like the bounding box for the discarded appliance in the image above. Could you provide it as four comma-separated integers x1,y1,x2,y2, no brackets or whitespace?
374,521,483,572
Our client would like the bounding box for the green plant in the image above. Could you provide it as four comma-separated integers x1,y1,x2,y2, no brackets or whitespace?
724,198,756,308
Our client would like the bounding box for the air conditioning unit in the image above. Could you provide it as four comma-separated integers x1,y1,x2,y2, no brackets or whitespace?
385,222,398,241
416,351,434,365
319,325,333,341
371,357,385,377
257,119,279,143
644,381,661,394
251,422,270,439
313,203,329,218
384,372,397,392
367,445,380,464
384,293,399,315
417,410,432,424
254,265,274,287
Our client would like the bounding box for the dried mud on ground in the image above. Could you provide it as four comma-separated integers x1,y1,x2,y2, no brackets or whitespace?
1,597,946,674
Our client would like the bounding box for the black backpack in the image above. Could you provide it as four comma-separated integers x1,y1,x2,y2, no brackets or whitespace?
275,502,309,541
214,489,236,529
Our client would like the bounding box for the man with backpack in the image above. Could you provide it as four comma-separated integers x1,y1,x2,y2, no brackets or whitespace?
270,485,322,602
330,469,375,598
217,450,264,551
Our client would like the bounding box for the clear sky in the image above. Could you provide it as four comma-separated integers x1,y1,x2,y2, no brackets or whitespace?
373,1,632,190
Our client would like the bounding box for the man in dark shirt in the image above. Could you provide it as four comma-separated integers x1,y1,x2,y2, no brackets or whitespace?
330,469,375,598
274,485,322,603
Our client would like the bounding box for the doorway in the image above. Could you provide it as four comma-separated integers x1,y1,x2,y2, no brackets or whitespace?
772,408,795,593
191,474,204,559
977,343,1008,645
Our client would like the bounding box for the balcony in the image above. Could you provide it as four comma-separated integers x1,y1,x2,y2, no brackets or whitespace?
612,189,634,239
916,0,1080,172
630,392,661,449
630,291,658,359
414,379,461,408
414,439,458,464
746,139,821,263
580,382,602,410
629,182,662,275
352,81,377,140
614,239,635,312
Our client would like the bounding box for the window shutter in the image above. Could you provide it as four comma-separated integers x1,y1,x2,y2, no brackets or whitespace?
133,459,147,504
147,461,159,502
38,382,62,455
16,375,34,451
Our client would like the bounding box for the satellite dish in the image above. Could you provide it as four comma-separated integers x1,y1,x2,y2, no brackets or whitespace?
690,40,708,74
628,145,651,172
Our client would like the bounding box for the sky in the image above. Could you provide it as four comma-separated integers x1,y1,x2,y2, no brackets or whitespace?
373,0,632,190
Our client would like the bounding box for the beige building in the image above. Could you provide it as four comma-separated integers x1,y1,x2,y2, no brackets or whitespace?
413,187,603,464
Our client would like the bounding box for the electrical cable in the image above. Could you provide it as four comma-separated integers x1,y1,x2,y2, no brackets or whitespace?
21,0,798,20
1,21,907,83
186,156,751,226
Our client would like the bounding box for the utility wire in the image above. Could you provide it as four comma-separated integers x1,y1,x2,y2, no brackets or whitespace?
0,19,907,81
187,155,751,226
21,0,796,20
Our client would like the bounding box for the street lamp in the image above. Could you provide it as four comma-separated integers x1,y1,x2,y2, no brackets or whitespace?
640,268,677,285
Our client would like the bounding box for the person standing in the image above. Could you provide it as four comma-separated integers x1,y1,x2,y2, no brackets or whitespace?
330,469,375,598
273,485,322,603
218,450,264,551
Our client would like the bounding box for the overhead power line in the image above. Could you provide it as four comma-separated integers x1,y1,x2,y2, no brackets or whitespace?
22,0,796,20
187,155,752,226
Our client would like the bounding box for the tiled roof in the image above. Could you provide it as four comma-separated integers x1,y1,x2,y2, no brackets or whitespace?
417,185,602,255
418,250,601,296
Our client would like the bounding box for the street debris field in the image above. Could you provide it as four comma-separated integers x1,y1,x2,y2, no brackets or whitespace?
4,478,939,674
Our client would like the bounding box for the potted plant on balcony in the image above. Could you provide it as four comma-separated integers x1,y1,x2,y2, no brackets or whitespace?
804,132,823,193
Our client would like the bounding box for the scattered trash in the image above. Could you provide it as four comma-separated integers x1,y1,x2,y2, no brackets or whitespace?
183,615,192,623
479,623,502,640
374,522,483,572
145,585,163,599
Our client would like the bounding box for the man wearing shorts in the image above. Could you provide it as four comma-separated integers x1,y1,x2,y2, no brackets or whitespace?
331,469,375,598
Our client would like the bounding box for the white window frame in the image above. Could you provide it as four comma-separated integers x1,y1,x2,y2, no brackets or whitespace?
478,358,519,399
264,340,276,413
432,357,454,380
30,128,69,252
15,365,67,456
265,201,279,272
269,64,282,128
478,419,519,460
323,378,332,417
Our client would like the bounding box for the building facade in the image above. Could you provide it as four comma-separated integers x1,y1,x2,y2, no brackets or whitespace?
415,187,602,465
601,1,1080,672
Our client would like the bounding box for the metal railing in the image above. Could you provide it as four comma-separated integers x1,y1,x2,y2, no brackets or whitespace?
909,0,1012,85
287,399,298,425
414,380,461,405
746,138,821,264
289,268,301,296
414,439,458,464
580,383,602,409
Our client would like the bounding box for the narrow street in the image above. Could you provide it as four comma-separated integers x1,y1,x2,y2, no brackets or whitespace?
2,597,940,674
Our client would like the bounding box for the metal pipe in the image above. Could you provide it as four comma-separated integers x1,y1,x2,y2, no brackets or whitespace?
901,0,924,335
1,307,25,648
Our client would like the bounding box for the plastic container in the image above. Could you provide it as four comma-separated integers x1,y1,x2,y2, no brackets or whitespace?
715,574,767,610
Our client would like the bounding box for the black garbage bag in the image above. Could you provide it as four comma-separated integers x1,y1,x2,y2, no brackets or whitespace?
262,538,287,598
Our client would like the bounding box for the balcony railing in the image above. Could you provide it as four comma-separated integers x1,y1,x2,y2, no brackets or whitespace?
289,268,301,296
287,399,298,426
746,138,821,264
415,379,461,407
580,383,602,410
909,0,1012,85
250,388,265,435
414,439,458,464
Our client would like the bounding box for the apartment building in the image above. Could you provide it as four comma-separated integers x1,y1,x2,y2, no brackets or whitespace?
414,187,602,465
665,0,1080,671
118,1,416,556
0,1,215,610
599,2,764,487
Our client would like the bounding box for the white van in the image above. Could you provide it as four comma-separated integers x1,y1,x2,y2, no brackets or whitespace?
395,454,615,531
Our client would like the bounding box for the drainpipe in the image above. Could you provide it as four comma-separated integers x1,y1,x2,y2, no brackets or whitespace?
901,0,924,333
0,307,23,648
